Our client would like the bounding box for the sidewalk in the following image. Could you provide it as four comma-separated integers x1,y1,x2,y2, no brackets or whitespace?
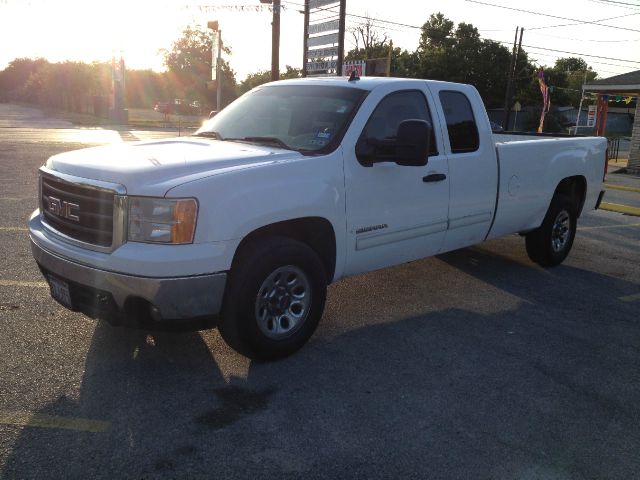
602,159,640,217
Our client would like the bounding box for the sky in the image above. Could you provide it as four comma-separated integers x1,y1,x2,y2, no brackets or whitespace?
0,0,639,81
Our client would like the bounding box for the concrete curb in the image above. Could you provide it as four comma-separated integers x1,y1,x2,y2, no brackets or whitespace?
605,184,640,194
600,202,640,217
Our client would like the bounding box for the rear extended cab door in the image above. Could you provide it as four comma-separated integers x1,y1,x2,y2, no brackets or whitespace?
426,82,499,252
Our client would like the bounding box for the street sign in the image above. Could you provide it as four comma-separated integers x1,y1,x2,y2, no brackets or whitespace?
307,46,338,60
309,0,338,8
307,60,337,72
342,60,365,77
303,0,345,77
307,32,339,48
309,19,339,34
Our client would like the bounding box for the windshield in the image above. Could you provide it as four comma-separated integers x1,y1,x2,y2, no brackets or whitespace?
195,84,367,153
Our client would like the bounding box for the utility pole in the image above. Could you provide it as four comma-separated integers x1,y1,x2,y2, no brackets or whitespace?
502,27,523,130
302,0,309,77
260,0,280,81
272,0,281,80
337,0,346,76
574,70,588,134
208,21,223,112
216,30,222,111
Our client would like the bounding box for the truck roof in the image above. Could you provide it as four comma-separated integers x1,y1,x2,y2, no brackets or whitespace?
265,76,464,91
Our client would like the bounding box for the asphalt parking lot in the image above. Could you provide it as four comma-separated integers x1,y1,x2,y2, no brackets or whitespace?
1,104,639,479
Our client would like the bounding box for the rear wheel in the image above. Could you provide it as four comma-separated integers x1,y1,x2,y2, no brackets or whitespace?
525,194,577,267
219,236,327,360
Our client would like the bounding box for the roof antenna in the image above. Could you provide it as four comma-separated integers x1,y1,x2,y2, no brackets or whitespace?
348,69,360,82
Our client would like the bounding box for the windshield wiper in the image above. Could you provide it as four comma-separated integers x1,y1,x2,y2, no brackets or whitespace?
228,136,293,150
193,131,224,140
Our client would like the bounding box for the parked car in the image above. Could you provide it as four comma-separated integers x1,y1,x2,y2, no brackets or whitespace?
154,99,201,116
153,102,170,114
30,77,607,360
490,120,504,132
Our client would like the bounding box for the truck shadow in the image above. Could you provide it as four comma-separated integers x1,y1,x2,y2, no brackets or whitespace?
3,241,640,478
437,240,639,323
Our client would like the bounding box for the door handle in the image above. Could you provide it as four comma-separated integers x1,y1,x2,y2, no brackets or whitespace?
423,173,447,182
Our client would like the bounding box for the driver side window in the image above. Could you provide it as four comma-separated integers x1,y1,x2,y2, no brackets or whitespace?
361,90,438,156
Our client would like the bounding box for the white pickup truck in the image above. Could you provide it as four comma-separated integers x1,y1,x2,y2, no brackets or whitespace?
29,77,607,359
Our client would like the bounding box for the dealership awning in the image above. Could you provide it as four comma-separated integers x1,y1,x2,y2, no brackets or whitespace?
583,70,640,173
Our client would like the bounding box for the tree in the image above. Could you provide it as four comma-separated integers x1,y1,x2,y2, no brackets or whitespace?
418,13,454,52
348,14,388,58
391,49,421,78
125,69,170,108
161,24,238,108
415,14,512,107
554,57,597,107
0,57,48,101
238,65,301,95
21,61,106,113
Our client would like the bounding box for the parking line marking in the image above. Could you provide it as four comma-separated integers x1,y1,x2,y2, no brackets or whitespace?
0,226,28,232
578,223,640,231
619,293,640,303
0,410,111,433
605,184,640,194
600,202,640,217
0,280,48,288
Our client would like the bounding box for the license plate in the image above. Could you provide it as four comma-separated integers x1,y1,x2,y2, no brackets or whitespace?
48,275,73,309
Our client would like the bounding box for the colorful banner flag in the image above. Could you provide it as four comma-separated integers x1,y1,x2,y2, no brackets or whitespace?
537,69,550,133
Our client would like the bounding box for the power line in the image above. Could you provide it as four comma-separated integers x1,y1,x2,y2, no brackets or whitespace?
526,51,635,71
588,0,640,9
527,31,640,42
282,0,421,29
283,1,640,67
484,36,640,68
465,0,640,33
520,43,640,64
526,12,640,31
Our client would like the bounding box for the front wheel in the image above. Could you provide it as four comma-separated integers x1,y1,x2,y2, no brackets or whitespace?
219,236,327,360
525,194,577,267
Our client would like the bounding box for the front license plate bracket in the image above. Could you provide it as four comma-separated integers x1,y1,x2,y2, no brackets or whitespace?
47,275,73,309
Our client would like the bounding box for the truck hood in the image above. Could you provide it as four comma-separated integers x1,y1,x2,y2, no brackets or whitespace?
45,137,302,196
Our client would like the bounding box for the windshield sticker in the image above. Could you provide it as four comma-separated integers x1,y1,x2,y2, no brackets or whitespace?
317,130,331,139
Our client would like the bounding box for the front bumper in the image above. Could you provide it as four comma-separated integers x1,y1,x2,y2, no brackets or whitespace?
31,237,227,322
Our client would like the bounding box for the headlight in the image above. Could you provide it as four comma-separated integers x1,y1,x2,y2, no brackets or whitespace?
128,197,198,244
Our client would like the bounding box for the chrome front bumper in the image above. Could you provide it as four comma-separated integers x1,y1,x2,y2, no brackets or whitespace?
31,237,227,322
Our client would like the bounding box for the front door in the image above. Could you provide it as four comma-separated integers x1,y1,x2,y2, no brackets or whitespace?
343,86,450,276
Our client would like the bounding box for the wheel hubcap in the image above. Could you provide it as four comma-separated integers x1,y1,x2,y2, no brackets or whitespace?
551,210,571,253
255,265,311,340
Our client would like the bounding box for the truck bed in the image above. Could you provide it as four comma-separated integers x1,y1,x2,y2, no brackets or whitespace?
487,134,607,240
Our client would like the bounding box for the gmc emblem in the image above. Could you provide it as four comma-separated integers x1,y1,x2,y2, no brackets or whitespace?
48,196,80,222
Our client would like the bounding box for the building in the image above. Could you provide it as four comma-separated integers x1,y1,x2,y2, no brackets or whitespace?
583,70,640,174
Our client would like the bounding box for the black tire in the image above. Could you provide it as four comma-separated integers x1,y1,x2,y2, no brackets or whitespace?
525,194,577,267
219,236,327,361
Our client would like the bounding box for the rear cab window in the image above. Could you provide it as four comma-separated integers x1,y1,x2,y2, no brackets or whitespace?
439,91,479,154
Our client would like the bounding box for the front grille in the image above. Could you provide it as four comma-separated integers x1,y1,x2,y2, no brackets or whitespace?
41,174,115,247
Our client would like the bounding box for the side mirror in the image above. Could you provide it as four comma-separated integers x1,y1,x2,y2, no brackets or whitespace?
355,119,431,167
355,135,376,166
394,119,431,167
